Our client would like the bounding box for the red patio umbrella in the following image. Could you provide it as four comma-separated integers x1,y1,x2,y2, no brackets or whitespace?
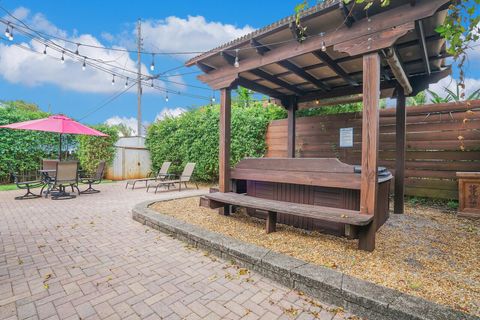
0,115,108,160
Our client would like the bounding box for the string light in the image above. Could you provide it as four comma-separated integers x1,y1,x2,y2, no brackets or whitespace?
82,57,86,71
125,77,129,88
61,51,65,64
43,44,47,55
7,25,13,41
320,32,326,52
165,92,169,102
234,49,240,68
75,43,80,55
111,74,115,85
150,54,155,71
4,23,10,38
151,79,154,87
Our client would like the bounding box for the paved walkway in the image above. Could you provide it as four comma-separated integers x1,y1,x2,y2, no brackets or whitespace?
0,182,358,320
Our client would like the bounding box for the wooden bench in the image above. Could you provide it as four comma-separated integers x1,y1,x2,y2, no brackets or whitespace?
200,192,374,248
199,158,392,251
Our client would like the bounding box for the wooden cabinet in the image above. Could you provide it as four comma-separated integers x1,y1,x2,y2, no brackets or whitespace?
457,172,480,219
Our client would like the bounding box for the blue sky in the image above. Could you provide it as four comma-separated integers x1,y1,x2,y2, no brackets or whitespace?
0,1,479,134
0,1,299,132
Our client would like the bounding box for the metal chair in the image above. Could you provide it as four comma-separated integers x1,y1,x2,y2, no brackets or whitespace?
13,172,44,200
80,161,106,194
50,161,80,200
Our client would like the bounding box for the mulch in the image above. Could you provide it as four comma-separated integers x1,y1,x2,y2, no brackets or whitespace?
150,197,480,316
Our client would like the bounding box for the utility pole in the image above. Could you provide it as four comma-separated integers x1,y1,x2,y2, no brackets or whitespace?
136,19,143,137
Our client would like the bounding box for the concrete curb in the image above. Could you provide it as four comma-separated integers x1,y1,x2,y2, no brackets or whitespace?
132,200,478,320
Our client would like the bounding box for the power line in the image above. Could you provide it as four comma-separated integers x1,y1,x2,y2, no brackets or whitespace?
79,81,137,120
0,4,340,57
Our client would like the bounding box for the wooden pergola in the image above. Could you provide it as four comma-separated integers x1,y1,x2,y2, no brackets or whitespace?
187,0,451,250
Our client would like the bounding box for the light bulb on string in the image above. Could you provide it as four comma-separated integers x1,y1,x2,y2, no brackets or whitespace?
318,32,327,52
234,49,240,68
111,75,115,85
150,54,155,71
82,58,86,71
61,51,65,64
125,77,129,88
8,26,13,41
4,24,10,38
151,79,154,87
43,45,47,55
211,90,216,103
165,93,169,103
75,44,80,55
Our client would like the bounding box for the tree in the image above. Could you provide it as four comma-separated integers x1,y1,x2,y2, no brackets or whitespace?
407,91,427,106
77,125,119,175
235,87,253,107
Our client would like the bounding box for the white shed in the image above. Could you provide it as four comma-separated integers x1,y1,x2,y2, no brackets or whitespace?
106,136,152,181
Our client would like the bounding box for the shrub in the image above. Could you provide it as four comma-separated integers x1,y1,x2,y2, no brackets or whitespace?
77,124,119,175
146,102,286,182
0,101,58,182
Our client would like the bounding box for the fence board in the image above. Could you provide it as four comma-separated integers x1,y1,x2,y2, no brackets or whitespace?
265,100,480,199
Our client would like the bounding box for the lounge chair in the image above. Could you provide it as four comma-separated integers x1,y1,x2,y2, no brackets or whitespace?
146,162,198,193
13,172,44,200
49,161,80,200
125,161,172,189
80,161,106,194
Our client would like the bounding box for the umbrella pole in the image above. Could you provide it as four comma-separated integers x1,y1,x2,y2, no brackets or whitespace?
59,133,62,160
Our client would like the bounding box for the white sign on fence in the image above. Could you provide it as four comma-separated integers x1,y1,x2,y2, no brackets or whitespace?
339,127,354,148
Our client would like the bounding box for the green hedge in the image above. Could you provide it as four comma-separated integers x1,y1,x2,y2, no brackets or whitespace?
77,124,119,175
146,103,286,182
0,101,58,181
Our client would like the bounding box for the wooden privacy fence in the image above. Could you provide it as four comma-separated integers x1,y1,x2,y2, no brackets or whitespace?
266,100,480,199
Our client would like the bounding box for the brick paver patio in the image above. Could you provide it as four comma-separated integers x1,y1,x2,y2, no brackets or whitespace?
0,182,358,320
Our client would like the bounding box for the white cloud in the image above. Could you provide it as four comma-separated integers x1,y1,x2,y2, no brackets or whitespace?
0,8,164,94
427,75,480,100
0,8,254,94
104,116,150,136
155,107,186,121
141,16,255,60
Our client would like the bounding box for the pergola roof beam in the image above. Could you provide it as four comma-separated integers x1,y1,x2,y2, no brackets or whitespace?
415,20,431,75
312,51,359,86
249,69,306,95
383,47,412,95
237,77,285,99
220,52,236,66
197,62,215,73
277,60,331,92
250,38,330,92
339,1,355,28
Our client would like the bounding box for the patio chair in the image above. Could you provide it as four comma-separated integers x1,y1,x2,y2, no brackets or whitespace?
146,162,198,193
49,161,80,200
80,161,106,194
39,159,59,197
125,161,172,189
12,172,44,200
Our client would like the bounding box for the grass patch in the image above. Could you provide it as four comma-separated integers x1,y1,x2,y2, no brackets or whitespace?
0,179,115,192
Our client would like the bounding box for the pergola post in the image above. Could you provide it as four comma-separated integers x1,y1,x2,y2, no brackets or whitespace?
358,53,380,252
287,97,297,158
394,86,406,214
219,88,231,194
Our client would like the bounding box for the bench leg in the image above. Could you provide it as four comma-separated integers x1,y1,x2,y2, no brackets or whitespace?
358,223,376,251
219,204,231,216
266,211,277,234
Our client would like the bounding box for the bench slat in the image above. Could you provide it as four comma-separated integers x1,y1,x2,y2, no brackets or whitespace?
204,192,373,226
